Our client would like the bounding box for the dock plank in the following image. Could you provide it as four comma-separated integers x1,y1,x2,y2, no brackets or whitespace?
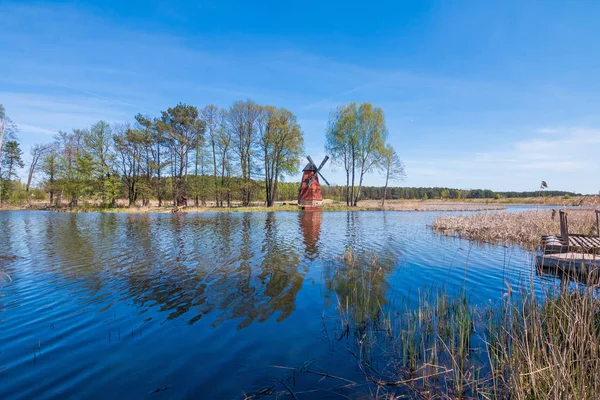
536,252,600,274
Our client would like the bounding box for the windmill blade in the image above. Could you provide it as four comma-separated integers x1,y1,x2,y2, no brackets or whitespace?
306,155,317,169
316,155,329,172
318,171,330,186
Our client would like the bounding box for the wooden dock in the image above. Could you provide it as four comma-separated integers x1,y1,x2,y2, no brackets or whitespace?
536,253,600,284
537,252,600,272
542,235,600,253
537,210,600,283
541,210,600,253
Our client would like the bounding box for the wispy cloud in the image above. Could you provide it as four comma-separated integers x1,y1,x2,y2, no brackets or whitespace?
400,127,600,193
58,85,137,108
17,124,57,136
535,127,559,134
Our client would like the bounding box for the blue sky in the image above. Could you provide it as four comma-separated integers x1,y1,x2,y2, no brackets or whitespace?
1,1,600,193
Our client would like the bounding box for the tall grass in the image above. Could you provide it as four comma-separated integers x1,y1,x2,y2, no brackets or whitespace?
487,282,600,399
333,249,600,399
432,209,598,248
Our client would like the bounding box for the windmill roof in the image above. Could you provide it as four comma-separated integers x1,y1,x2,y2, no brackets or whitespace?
303,162,316,171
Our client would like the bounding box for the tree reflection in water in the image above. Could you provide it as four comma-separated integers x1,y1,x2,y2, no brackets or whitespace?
325,247,397,335
30,211,399,334
42,212,320,330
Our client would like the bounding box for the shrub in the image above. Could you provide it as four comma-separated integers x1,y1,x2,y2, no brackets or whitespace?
31,188,47,201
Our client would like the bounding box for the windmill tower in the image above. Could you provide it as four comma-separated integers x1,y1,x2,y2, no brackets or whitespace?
298,155,330,208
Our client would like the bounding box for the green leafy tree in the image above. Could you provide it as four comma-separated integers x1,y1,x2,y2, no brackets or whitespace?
353,103,388,206
157,104,205,206
0,140,24,204
2,140,24,180
258,106,304,207
84,121,115,204
31,188,47,201
56,130,93,207
325,103,358,205
326,102,389,206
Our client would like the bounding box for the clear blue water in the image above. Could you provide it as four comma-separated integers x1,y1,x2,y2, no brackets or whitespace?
0,209,555,399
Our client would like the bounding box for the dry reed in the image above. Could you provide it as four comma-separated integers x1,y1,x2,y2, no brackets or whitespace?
432,209,598,248
0,254,15,284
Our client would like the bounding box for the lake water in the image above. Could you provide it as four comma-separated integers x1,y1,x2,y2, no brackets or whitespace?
0,209,554,399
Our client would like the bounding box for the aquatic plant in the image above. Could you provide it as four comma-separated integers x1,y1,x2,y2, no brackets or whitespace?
0,255,13,293
432,209,598,248
330,249,600,399
485,282,600,399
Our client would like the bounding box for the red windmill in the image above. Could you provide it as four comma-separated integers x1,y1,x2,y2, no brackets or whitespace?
298,155,330,208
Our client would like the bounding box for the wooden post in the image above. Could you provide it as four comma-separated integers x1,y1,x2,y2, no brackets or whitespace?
596,210,600,237
559,210,569,244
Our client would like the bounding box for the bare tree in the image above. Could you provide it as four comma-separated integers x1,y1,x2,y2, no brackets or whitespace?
227,100,260,206
0,105,19,205
380,145,406,208
217,117,233,207
0,118,4,165
26,143,52,194
202,105,224,206
113,123,143,207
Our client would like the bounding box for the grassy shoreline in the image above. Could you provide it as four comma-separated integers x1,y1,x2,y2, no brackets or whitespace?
2,200,509,214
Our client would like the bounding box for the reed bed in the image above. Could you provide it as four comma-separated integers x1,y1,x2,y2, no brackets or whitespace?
432,209,598,248
360,200,506,212
328,249,600,399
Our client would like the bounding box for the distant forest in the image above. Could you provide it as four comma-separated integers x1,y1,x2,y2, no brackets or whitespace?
337,186,581,201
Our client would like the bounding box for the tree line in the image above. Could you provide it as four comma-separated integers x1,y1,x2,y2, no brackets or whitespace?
0,101,309,207
1,100,409,208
